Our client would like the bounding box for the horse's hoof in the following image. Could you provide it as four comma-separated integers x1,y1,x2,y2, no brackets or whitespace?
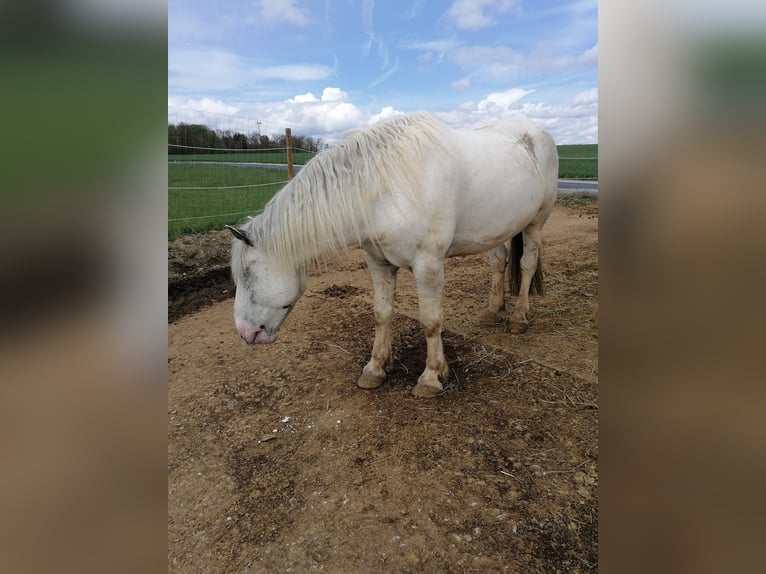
509,320,529,334
357,372,385,389
412,381,443,398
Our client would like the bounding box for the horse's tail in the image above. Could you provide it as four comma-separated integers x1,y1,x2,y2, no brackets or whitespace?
509,233,544,296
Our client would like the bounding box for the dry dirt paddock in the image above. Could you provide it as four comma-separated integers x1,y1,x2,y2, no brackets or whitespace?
168,198,598,573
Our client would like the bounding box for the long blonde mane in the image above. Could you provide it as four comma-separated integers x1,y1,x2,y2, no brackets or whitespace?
237,112,452,270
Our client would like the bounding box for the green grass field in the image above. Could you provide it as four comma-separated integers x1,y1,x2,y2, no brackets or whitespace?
168,144,598,239
557,144,598,180
168,164,289,239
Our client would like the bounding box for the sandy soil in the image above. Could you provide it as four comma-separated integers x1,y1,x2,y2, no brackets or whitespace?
168,198,598,573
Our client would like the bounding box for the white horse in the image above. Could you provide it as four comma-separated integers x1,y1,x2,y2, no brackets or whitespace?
227,112,558,397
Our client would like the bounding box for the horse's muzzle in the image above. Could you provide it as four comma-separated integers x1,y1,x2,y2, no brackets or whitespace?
236,321,277,345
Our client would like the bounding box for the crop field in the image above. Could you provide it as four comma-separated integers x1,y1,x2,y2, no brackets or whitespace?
557,144,598,180
168,144,598,239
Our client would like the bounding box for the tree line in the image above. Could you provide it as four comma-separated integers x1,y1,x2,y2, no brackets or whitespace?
168,123,325,154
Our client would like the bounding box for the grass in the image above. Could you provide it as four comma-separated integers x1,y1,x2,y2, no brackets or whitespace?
557,191,598,206
168,144,599,240
168,164,288,239
557,144,598,180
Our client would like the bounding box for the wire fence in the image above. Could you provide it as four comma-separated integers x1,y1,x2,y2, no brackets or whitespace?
167,105,330,238
168,150,309,239
168,107,597,239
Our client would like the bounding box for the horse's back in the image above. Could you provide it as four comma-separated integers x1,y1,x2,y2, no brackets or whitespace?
436,118,557,256
486,118,559,223
473,118,558,191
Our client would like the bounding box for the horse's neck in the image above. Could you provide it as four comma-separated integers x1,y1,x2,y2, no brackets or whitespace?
259,180,372,269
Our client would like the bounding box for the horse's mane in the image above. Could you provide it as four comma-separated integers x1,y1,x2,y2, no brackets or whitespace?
236,111,452,270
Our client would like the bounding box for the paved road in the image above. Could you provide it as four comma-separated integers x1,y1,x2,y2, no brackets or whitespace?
558,180,598,193
171,160,598,193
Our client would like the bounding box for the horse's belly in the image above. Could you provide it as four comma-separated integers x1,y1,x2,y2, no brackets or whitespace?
446,236,510,257
447,192,542,257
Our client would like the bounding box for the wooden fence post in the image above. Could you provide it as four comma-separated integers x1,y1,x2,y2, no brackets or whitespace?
285,127,295,179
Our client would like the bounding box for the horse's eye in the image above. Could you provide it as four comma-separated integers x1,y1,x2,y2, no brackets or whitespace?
282,304,293,310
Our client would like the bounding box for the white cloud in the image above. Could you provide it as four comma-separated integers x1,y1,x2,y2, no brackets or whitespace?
320,102,367,129
432,86,597,144
529,44,598,73
572,88,598,106
256,0,309,27
168,48,335,93
278,87,367,133
321,87,347,101
584,44,598,60
449,43,597,81
169,49,245,92
290,92,319,103
449,45,524,80
168,88,365,138
451,77,471,91
477,88,532,110
168,96,239,119
168,84,597,146
369,106,405,125
446,0,519,31
260,64,335,81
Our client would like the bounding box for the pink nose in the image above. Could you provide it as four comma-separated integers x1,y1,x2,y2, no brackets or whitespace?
235,320,259,344
235,320,277,344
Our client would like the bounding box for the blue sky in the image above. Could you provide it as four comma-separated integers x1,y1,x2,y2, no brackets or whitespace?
168,0,597,144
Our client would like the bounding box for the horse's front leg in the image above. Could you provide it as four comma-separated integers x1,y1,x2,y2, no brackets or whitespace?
357,253,398,389
411,255,448,398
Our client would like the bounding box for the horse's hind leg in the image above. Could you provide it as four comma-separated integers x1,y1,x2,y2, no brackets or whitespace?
509,224,544,334
358,253,398,390
482,242,508,324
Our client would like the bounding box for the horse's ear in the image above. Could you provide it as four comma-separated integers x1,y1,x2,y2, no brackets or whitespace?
225,225,253,246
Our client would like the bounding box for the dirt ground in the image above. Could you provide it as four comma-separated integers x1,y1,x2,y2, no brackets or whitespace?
168,197,598,573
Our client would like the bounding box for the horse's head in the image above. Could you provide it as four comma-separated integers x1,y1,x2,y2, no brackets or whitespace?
227,224,307,345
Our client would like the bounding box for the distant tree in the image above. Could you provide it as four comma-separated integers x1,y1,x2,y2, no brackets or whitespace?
232,132,248,149
248,132,268,148
168,124,178,153
217,130,233,149
169,123,329,154
173,123,222,152
294,135,316,152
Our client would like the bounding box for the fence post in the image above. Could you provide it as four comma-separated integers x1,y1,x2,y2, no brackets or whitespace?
285,127,295,179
